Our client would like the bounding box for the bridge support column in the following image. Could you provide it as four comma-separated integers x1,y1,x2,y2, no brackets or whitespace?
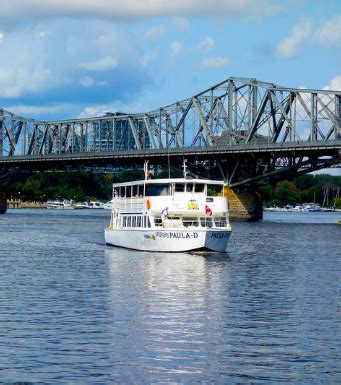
223,187,263,221
0,191,7,214
0,109,3,156
336,95,341,140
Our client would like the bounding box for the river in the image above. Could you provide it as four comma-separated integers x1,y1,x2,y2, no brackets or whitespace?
0,209,340,383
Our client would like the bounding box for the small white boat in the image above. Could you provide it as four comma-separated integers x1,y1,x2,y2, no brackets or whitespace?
74,201,105,209
46,199,73,209
105,173,232,252
88,201,104,209
103,200,114,210
73,202,90,209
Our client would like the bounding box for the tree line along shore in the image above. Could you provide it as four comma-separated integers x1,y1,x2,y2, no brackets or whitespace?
2,170,341,209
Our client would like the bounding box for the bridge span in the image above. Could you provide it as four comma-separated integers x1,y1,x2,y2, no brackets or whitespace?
1,77,340,219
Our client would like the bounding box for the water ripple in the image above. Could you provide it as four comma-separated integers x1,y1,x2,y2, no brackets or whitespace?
0,210,340,383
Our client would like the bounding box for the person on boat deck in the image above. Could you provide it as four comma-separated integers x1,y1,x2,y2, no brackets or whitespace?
161,207,168,222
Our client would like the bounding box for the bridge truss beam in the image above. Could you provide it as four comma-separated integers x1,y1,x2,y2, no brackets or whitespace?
0,77,340,186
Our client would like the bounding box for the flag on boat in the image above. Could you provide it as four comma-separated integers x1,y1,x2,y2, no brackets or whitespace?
205,205,212,216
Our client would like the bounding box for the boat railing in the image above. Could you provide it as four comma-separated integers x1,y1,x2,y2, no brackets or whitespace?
113,197,145,212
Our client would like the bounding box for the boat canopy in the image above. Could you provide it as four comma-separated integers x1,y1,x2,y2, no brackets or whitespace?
112,178,226,198
112,178,225,189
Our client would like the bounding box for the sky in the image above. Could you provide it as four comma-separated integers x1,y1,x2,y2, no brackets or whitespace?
0,0,340,123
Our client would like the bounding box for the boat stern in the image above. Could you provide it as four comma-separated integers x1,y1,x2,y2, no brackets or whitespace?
204,227,232,252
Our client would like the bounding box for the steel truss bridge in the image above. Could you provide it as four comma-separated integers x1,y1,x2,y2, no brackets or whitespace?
0,77,340,187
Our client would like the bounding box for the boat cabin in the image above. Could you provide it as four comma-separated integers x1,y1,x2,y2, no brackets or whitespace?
109,178,229,230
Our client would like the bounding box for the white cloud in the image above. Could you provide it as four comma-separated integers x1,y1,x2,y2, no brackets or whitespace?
78,106,101,118
276,21,311,59
3,103,68,117
79,56,118,71
1,0,281,28
78,99,154,118
313,16,341,47
323,75,341,91
143,25,166,41
312,168,341,176
201,56,230,68
198,36,215,51
0,67,53,98
170,41,182,57
0,32,4,41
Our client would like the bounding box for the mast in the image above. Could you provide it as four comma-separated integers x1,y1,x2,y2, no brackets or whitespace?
143,160,149,197
183,159,188,179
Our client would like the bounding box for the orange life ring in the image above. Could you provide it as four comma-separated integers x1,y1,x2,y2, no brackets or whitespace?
146,199,151,210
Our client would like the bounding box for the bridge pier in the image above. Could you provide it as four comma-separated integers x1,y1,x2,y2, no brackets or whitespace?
0,191,7,214
223,187,263,221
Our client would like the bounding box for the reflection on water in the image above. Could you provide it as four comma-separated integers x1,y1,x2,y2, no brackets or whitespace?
0,209,340,383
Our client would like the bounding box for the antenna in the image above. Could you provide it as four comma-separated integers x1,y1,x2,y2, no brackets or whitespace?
144,160,149,180
143,160,149,197
168,152,170,179
183,159,187,179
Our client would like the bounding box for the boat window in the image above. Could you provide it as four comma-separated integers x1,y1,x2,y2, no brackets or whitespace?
200,217,213,227
195,184,205,193
127,217,131,227
207,185,222,196
175,184,184,192
122,217,127,227
146,184,169,196
185,184,193,192
206,197,214,203
132,186,143,197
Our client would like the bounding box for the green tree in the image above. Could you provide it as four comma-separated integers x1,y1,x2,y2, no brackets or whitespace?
300,186,319,203
119,169,144,182
260,185,275,205
274,180,299,205
155,168,183,179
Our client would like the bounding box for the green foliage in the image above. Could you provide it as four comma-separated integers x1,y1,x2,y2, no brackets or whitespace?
4,168,341,207
260,185,274,205
155,168,183,179
119,169,144,182
262,174,341,207
294,174,315,190
5,169,150,202
274,180,299,205
5,171,113,201
207,188,218,197
299,186,319,203
333,198,341,209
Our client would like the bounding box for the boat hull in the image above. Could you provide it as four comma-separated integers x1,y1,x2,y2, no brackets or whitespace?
105,228,231,252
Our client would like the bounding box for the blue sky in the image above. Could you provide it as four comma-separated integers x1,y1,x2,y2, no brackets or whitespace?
0,0,340,121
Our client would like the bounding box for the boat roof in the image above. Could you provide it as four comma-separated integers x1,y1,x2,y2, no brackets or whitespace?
112,178,225,188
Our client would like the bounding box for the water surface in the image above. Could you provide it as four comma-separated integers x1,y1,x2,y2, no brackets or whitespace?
0,209,340,383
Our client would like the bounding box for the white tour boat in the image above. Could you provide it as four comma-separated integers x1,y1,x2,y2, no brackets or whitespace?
46,199,73,209
105,175,232,252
